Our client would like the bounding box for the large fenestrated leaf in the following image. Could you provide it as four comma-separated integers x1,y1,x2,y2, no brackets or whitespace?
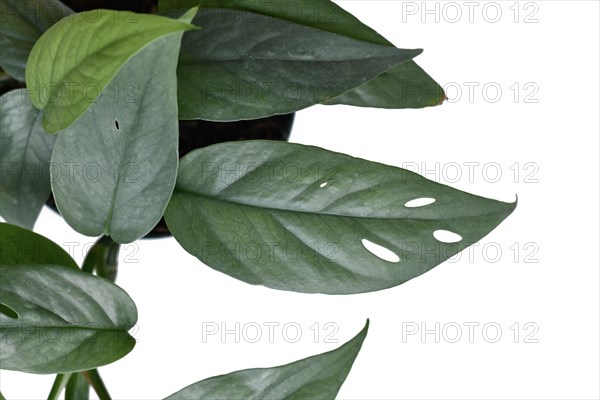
0,264,137,374
160,0,445,113
0,222,77,268
0,0,73,81
166,320,369,399
50,10,196,244
164,141,516,294
170,7,422,121
0,89,54,229
25,9,196,133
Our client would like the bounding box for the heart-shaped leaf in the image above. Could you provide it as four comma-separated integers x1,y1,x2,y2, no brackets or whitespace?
166,320,369,399
170,7,421,121
0,263,137,374
0,89,55,229
165,141,516,294
0,0,73,81
50,10,197,244
0,222,77,268
25,8,196,133
160,0,444,113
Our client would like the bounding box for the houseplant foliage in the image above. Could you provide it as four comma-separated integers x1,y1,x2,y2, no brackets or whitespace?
0,0,516,398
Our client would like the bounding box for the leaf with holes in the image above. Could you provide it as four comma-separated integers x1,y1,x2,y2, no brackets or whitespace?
167,7,421,121
159,0,445,113
0,222,77,268
0,89,55,229
50,9,197,244
25,8,196,133
0,0,73,81
166,320,368,399
0,264,137,374
165,141,516,294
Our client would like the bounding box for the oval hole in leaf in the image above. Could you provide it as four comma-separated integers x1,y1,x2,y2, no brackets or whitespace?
361,239,400,263
320,182,328,188
405,197,436,208
0,302,19,319
433,229,462,244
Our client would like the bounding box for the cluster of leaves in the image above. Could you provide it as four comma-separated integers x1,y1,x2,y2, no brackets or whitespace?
0,0,516,398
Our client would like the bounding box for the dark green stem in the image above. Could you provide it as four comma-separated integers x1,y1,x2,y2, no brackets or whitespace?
47,373,72,400
82,369,112,400
65,372,90,400
82,236,120,281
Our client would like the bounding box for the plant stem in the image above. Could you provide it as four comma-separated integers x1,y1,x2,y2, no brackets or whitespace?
82,369,112,400
65,372,90,400
47,373,72,400
82,236,120,281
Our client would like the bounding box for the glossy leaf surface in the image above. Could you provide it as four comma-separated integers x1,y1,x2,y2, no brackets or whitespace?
160,0,444,114
171,7,421,120
25,9,196,132
50,10,196,243
0,264,137,374
165,142,516,294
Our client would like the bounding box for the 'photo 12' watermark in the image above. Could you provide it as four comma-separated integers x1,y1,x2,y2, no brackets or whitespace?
400,2,540,24
402,321,540,344
201,321,340,344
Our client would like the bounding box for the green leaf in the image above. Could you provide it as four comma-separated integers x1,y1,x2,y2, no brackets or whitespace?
324,61,446,109
160,0,444,111
0,89,54,229
0,222,77,268
0,263,137,374
50,10,196,244
159,0,389,43
166,320,369,399
0,0,73,81
171,7,421,121
165,141,516,294
25,9,196,133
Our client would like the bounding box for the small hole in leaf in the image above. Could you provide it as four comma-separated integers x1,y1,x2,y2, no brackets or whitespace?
433,230,462,243
320,182,328,188
405,197,436,208
361,239,400,263
115,120,119,130
0,303,18,319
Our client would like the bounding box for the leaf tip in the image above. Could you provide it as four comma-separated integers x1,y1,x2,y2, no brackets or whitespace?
356,319,370,341
178,6,200,25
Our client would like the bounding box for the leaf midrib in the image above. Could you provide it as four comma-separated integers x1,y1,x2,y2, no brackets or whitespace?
178,52,418,65
174,187,512,221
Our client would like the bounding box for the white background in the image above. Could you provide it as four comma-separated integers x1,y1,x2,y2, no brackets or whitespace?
1,1,599,399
